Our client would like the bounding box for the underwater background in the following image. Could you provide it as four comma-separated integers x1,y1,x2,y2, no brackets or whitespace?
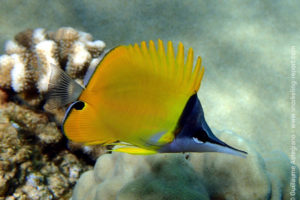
0,0,299,199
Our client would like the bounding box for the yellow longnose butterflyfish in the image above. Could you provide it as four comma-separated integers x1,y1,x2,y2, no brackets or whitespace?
48,40,247,157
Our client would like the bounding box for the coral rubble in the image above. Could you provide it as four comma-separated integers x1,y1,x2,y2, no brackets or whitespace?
71,131,300,200
0,27,106,199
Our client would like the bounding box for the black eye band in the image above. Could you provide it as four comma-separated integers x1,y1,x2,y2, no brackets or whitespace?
73,101,85,110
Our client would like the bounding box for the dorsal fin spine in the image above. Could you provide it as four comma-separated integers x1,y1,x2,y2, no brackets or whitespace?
128,45,135,64
141,41,150,60
191,56,201,91
176,42,185,84
133,43,143,66
195,58,204,91
185,48,194,89
149,40,158,74
158,39,168,78
167,41,175,76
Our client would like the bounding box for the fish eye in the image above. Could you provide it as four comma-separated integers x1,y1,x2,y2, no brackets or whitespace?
73,101,85,110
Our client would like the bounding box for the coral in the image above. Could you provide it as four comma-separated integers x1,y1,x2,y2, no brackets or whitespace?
65,41,91,79
1,102,62,144
117,157,209,200
10,54,36,93
35,40,59,93
0,55,14,89
0,110,93,199
0,27,105,107
67,142,107,161
0,27,107,153
188,131,271,199
0,27,107,199
71,131,300,200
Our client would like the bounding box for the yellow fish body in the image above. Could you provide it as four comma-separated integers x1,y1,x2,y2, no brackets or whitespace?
49,40,247,157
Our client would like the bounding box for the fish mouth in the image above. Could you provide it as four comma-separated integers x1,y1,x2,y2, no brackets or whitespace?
205,140,248,158
201,121,247,158
158,136,247,158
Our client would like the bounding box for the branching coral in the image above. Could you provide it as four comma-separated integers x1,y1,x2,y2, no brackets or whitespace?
0,27,105,107
0,27,107,147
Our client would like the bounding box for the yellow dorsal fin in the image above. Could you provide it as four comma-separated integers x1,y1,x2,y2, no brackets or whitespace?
122,39,204,95
85,39,204,97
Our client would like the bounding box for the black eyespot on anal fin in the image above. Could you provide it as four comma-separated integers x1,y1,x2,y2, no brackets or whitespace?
73,101,85,110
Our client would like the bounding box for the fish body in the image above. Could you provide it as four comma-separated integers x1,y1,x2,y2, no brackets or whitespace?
49,40,247,157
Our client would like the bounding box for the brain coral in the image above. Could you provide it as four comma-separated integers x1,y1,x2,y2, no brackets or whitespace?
71,130,300,200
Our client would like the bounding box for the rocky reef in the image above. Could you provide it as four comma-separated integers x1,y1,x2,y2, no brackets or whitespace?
72,131,300,200
0,27,106,199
